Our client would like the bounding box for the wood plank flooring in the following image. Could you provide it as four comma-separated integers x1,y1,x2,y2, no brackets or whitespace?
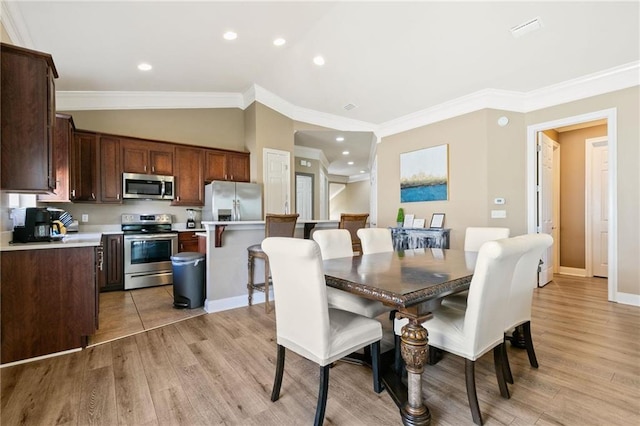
2,275,639,425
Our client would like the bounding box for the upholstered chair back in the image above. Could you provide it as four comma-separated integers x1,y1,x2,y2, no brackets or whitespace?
357,228,393,255
464,227,510,252
313,229,354,260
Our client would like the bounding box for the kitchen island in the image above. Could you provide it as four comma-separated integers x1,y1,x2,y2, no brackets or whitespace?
201,220,338,312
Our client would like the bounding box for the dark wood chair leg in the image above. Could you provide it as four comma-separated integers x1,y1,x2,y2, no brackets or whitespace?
247,254,254,306
394,334,403,374
314,365,330,426
371,341,383,393
522,321,539,368
271,345,285,402
465,359,483,425
493,344,511,399
502,336,514,384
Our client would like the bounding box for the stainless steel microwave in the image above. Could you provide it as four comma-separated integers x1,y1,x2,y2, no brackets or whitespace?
122,173,175,200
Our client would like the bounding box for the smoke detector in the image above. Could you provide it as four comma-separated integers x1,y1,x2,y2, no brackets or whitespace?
343,103,357,111
510,17,543,38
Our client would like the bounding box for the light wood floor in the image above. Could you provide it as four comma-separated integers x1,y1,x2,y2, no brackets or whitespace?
2,275,639,425
90,285,206,345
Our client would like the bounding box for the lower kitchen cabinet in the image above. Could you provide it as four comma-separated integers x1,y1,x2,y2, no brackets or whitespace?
178,231,200,253
1,246,98,364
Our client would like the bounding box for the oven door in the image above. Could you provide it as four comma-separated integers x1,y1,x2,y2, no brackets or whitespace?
124,233,178,275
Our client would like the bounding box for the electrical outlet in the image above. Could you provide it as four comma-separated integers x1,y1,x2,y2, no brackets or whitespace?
81,214,89,222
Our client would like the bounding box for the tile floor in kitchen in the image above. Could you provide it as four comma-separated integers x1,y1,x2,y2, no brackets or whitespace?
89,285,206,346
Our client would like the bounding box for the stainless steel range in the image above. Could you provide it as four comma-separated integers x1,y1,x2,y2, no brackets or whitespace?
122,213,178,290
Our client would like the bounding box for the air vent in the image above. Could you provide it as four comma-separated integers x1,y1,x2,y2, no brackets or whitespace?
343,103,357,111
510,17,543,38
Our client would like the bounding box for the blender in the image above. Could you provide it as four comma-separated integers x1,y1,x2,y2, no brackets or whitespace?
186,209,198,229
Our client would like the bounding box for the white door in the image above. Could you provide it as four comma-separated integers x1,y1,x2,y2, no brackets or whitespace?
296,174,313,220
590,139,609,277
263,149,291,215
319,169,328,220
370,156,378,227
538,132,555,286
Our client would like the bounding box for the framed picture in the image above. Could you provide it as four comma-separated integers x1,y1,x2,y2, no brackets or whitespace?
430,213,445,229
403,214,415,228
400,144,449,203
412,218,425,228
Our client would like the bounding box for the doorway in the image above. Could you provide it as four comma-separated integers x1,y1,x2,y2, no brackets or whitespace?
263,148,291,215
527,108,617,301
295,173,314,220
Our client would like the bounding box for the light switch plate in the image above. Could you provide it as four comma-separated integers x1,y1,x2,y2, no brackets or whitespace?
491,210,507,219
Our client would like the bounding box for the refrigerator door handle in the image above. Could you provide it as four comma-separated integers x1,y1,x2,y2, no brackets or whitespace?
235,199,241,221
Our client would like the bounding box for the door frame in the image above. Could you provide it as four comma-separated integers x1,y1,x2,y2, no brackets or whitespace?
526,108,617,301
295,172,314,220
585,136,608,278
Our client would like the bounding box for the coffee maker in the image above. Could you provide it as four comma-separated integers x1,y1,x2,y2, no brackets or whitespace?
12,207,52,243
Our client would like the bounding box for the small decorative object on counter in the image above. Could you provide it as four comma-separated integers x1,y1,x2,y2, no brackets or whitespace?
396,208,405,228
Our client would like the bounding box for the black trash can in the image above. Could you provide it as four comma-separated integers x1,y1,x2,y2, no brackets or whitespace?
171,252,205,309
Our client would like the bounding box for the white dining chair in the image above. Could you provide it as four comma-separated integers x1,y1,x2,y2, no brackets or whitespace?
394,237,527,425
313,229,390,318
262,237,383,426
442,226,511,310
357,227,393,255
501,233,553,384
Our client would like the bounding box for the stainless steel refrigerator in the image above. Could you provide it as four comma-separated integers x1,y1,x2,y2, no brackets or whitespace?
203,181,263,221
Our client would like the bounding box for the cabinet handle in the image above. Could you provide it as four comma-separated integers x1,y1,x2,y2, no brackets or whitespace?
231,175,234,181
71,189,76,198
91,193,96,200
117,193,120,200
152,166,155,173
144,165,147,172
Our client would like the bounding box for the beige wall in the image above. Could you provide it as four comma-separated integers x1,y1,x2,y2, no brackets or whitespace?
61,108,245,151
330,180,370,220
557,124,607,269
527,87,639,296
378,110,527,249
1,21,12,43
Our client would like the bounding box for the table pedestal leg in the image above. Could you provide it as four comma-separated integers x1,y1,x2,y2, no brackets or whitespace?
400,319,431,426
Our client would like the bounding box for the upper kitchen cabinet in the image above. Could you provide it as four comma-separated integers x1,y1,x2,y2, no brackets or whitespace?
173,146,204,206
100,135,122,203
1,43,58,193
71,131,99,202
204,150,250,183
38,114,74,202
121,139,174,175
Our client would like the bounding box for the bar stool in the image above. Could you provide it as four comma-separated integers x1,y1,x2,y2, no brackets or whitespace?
339,213,369,255
247,213,299,313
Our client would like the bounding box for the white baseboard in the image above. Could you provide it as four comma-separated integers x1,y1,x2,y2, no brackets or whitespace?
615,292,640,307
558,267,587,277
204,290,275,313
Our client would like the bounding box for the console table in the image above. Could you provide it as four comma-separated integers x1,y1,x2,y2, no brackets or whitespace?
390,227,450,250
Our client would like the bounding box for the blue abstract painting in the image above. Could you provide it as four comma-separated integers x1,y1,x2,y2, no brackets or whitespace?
400,144,448,203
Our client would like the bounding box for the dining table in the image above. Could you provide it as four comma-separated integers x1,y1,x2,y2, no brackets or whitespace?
323,248,476,426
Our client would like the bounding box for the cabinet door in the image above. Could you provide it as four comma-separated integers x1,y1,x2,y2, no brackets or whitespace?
227,152,250,182
178,231,199,252
204,150,227,182
103,234,124,291
121,140,149,174
173,146,204,206
71,132,98,202
149,145,174,175
0,44,56,193
39,114,73,202
100,136,122,203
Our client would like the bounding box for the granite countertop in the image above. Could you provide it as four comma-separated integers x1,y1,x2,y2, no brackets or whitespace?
0,232,103,251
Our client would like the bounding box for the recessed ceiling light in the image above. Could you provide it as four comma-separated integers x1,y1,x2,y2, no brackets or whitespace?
223,31,238,40
273,38,286,46
313,55,325,66
359,170,365,174
336,136,344,142
348,161,354,165
342,151,349,155
137,63,152,71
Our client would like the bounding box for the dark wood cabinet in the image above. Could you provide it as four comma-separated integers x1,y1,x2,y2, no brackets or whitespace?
101,234,124,292
122,139,174,175
205,150,250,182
173,146,204,206
178,231,200,253
1,247,98,364
100,136,122,203
1,43,58,193
38,114,74,202
71,131,99,202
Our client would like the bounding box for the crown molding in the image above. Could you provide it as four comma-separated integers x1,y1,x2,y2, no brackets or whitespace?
348,173,370,183
56,91,244,111
1,0,33,47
